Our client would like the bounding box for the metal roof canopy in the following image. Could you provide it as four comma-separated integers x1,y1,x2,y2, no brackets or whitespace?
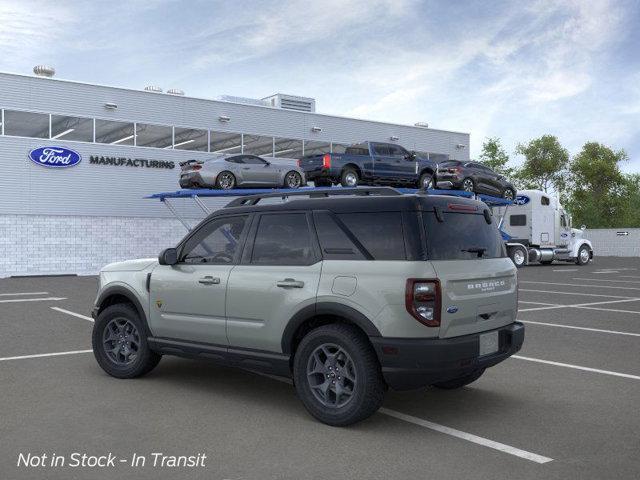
146,186,512,231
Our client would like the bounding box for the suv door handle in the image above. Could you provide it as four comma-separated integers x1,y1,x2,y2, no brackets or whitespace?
242,167,250,170
276,278,304,288
199,276,221,285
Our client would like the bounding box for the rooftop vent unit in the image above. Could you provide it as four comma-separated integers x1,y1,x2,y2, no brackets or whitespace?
262,93,316,113
167,88,185,96
414,122,429,128
217,95,270,107
144,85,163,93
33,65,55,78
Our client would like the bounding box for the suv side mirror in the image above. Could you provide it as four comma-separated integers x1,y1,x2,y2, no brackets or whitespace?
159,247,178,265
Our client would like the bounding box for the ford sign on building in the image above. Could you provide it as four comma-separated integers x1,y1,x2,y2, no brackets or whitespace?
0,69,470,276
29,146,82,168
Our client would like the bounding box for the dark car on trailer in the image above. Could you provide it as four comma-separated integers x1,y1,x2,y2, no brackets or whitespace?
298,141,437,189
436,160,516,200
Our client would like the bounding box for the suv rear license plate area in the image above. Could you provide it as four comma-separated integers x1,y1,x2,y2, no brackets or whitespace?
479,331,499,357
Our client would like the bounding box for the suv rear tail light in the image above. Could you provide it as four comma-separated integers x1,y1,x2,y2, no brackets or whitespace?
297,159,302,167
405,279,441,327
192,164,202,171
322,153,331,168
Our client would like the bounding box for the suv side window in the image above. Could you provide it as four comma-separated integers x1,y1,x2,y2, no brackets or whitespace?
313,211,366,260
251,213,316,265
181,215,248,264
337,212,406,260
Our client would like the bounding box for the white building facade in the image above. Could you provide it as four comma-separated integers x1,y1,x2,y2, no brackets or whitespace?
0,71,470,276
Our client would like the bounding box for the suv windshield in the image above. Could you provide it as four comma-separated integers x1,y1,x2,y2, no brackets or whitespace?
423,212,505,260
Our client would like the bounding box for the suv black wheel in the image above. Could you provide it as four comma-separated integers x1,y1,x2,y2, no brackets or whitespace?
432,369,485,389
461,178,475,192
216,171,236,190
92,303,161,379
340,168,359,188
419,172,434,190
293,324,385,426
284,171,303,189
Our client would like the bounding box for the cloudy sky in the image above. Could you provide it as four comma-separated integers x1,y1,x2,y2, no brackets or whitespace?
1,0,639,170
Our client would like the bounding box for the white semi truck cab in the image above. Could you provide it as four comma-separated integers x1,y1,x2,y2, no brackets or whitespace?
493,189,594,267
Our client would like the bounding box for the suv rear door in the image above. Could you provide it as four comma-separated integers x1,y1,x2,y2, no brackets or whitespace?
422,206,517,338
226,212,322,352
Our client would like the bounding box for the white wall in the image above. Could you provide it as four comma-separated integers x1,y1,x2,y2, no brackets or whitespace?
583,228,640,257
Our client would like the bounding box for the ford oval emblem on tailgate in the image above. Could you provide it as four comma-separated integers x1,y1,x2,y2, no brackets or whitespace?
446,306,458,314
28,146,82,168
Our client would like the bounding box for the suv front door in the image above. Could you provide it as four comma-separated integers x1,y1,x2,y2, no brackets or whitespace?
226,212,322,353
149,214,250,345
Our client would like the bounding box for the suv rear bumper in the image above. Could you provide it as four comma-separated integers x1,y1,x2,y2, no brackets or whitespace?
370,322,524,390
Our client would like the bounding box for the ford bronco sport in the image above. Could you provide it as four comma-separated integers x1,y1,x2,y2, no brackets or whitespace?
92,188,524,426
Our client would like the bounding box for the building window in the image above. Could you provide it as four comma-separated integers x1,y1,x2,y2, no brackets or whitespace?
243,134,274,156
135,123,173,148
210,131,242,154
173,127,208,151
95,119,135,145
273,137,303,158
303,140,331,156
50,114,94,142
3,110,50,139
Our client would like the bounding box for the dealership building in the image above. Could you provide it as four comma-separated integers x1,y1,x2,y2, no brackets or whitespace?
0,68,470,277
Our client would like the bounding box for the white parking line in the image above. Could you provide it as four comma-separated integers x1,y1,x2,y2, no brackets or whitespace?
0,291,49,296
519,289,637,299
519,320,640,337
513,355,640,381
0,297,67,304
518,297,640,312
518,301,559,306
618,275,640,279
521,281,640,291
51,307,94,322
249,370,552,464
379,408,553,464
573,305,640,315
0,350,92,362
573,277,640,284
552,269,578,272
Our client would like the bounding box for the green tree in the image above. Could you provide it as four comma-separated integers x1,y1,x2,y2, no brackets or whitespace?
479,137,514,177
515,135,569,193
566,142,628,228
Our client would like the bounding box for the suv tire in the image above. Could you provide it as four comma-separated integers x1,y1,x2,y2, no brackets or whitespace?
92,303,161,379
432,368,485,389
461,178,475,192
293,324,385,426
340,168,359,188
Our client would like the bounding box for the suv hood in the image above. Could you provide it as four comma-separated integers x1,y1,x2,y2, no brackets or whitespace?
101,258,157,272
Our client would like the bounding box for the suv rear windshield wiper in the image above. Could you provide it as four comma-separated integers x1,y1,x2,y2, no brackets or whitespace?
461,247,487,258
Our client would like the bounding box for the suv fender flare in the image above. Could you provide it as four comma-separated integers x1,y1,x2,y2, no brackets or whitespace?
94,285,152,337
281,302,381,354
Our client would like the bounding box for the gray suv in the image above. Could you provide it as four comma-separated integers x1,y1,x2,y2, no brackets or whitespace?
92,188,524,426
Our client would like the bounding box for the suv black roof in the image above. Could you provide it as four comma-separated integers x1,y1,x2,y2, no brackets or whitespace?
214,192,486,217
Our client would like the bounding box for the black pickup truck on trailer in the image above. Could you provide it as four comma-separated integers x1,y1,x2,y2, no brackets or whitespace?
298,142,438,189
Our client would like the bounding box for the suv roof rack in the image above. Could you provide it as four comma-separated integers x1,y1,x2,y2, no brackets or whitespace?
225,187,402,207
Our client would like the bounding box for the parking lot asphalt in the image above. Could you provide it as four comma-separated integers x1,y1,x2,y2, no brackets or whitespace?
1,257,640,479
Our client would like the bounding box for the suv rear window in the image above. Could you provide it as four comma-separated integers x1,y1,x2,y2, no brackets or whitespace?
422,212,505,260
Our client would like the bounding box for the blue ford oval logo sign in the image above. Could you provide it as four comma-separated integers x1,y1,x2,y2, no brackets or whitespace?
514,195,530,205
28,146,82,168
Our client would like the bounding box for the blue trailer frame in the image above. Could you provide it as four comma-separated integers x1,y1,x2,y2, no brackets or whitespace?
146,186,512,231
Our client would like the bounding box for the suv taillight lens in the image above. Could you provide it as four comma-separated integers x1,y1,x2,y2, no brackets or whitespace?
297,159,302,167
322,153,331,168
405,279,441,327
192,164,202,170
